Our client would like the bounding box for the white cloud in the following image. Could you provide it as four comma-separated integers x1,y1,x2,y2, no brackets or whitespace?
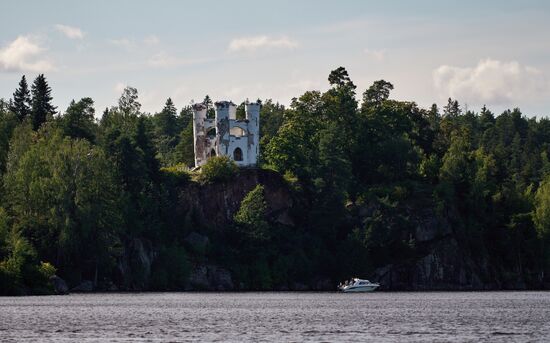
0,35,54,72
433,59,549,105
55,24,84,39
228,35,298,52
364,49,386,61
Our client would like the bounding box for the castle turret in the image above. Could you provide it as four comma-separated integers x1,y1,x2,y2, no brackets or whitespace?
215,101,235,156
245,101,261,165
192,103,208,167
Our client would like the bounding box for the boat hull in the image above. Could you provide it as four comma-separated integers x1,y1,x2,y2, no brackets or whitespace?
340,285,379,293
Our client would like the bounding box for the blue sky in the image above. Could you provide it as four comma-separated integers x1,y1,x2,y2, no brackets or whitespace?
1,0,550,117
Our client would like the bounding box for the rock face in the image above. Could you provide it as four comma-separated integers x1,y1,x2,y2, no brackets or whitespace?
185,232,210,253
102,168,539,291
366,203,529,291
108,169,292,292
187,265,234,291
115,238,156,290
71,280,94,292
49,275,69,295
177,168,294,229
374,238,488,291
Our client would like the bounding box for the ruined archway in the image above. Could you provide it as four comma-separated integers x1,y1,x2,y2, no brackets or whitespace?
206,127,216,138
233,147,243,161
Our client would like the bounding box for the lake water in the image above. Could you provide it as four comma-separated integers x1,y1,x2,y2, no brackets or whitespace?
0,292,549,342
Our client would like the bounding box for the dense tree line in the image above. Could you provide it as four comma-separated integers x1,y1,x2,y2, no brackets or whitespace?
0,69,549,294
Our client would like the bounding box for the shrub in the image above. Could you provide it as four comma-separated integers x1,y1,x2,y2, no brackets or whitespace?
234,185,269,242
38,262,56,280
160,163,191,186
198,156,238,184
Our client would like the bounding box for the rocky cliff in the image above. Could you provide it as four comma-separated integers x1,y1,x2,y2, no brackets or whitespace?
177,168,294,229
90,169,543,292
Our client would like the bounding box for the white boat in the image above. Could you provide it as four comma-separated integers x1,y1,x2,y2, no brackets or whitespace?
338,278,380,292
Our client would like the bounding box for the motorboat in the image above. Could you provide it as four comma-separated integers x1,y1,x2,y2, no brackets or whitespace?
338,278,380,292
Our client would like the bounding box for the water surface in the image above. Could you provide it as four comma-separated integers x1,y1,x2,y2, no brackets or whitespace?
1,292,549,342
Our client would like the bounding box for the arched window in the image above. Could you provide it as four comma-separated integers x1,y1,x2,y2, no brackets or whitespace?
206,127,216,138
210,149,216,157
233,147,243,161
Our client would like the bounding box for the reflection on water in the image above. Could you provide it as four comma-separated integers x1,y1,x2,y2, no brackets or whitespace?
0,292,549,342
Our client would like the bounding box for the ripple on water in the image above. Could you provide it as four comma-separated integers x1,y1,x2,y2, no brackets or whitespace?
0,292,549,342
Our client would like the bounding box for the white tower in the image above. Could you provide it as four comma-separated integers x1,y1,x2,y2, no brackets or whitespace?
214,101,234,157
192,103,208,167
245,101,261,166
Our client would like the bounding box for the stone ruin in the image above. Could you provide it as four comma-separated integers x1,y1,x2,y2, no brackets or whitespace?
192,100,260,167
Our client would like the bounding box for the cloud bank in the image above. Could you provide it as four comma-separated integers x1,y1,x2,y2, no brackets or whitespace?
0,36,54,72
55,24,84,39
433,59,549,105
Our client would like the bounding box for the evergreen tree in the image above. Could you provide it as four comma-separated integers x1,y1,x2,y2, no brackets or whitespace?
443,98,460,117
203,95,215,118
30,74,56,130
163,98,177,116
10,75,31,122
234,185,269,242
155,98,179,137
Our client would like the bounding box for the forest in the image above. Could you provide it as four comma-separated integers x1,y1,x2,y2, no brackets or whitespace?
0,67,549,295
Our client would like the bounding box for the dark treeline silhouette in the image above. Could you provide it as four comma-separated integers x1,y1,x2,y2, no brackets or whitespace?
0,69,549,294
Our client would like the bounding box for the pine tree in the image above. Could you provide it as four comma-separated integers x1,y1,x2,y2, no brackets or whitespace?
154,98,179,137
30,74,56,130
10,75,31,122
203,95,215,118
443,98,460,117
162,98,177,116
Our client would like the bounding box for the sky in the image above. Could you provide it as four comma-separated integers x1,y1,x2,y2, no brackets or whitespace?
1,0,550,117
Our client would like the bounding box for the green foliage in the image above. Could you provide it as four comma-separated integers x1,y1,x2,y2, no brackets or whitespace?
203,95,215,118
30,74,56,130
362,80,393,109
152,98,185,166
38,262,57,280
0,208,9,259
10,75,31,122
234,185,269,242
2,68,550,293
60,97,97,142
258,100,285,162
0,107,18,173
534,174,550,240
150,245,190,290
118,86,141,117
176,118,194,167
0,229,54,295
198,156,238,183
3,128,122,281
